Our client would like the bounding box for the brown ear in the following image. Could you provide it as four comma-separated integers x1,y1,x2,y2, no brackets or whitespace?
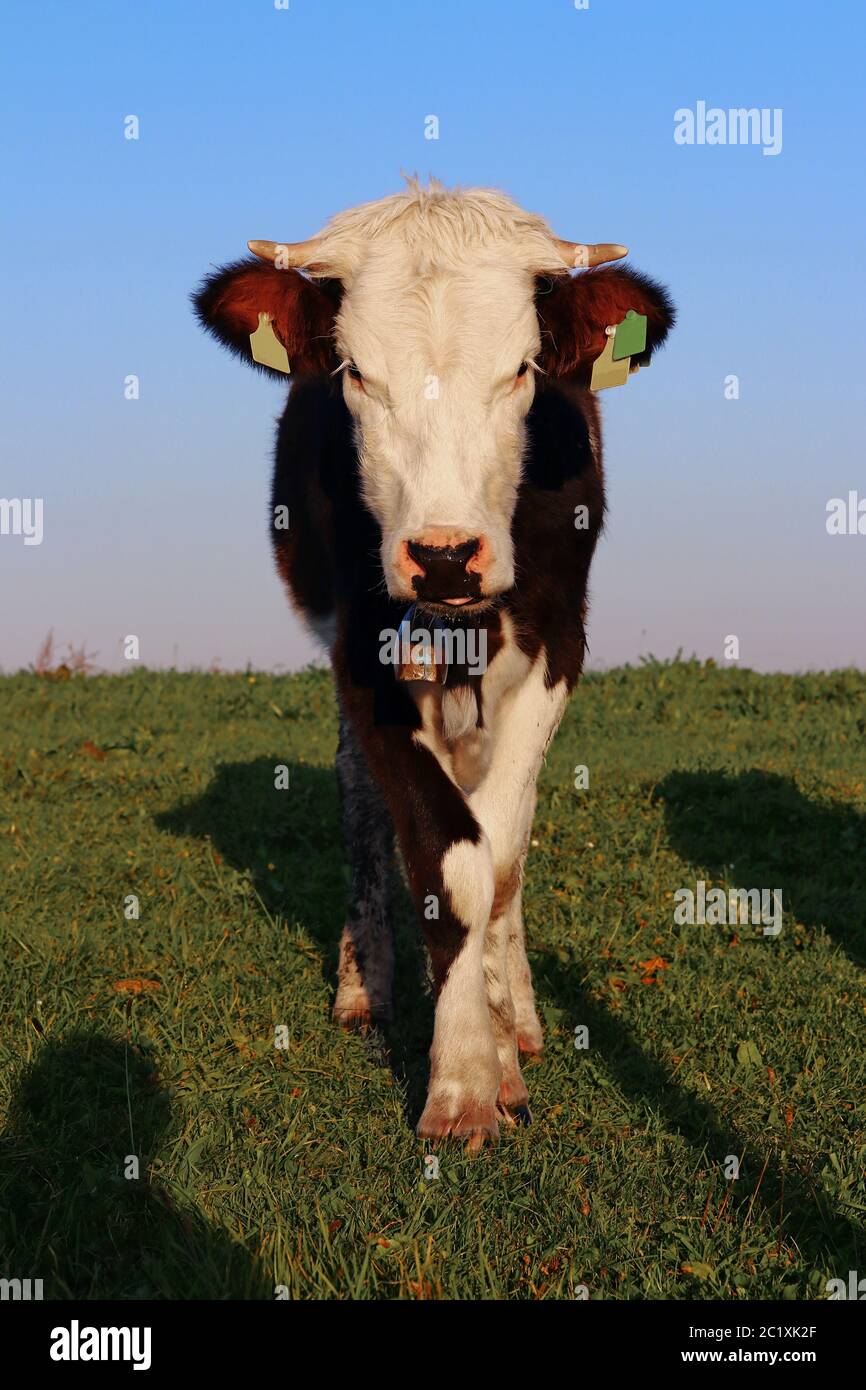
536,266,675,381
192,259,341,380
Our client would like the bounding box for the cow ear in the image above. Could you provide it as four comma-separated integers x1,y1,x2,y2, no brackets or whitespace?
192,259,341,380
536,267,675,381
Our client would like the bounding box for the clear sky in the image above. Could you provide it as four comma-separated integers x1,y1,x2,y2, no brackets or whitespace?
2,0,863,672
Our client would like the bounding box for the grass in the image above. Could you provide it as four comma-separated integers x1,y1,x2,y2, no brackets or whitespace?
0,658,864,1300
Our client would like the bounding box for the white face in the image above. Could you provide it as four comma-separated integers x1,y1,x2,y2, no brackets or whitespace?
335,246,541,608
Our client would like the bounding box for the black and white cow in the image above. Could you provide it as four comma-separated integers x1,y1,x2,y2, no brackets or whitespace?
194,180,674,1147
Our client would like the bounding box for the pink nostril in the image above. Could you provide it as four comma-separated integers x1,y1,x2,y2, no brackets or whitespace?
465,537,488,575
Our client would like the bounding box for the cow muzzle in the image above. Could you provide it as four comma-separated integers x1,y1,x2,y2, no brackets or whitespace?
401,533,487,607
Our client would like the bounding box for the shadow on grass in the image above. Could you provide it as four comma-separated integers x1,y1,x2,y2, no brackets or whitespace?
656,768,866,968
0,1033,268,1299
156,758,433,1127
156,758,864,1275
158,758,346,953
533,767,866,1275
534,956,863,1276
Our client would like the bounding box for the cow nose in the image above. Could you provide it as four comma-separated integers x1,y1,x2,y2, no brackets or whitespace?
406,537,482,603
407,538,480,572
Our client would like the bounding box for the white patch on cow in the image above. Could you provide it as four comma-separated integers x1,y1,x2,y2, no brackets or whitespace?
407,684,447,767
450,725,490,794
504,856,544,1054
341,257,533,599
414,645,566,1130
479,611,533,715
465,658,565,1075
423,836,501,1121
483,894,528,1106
468,654,568,878
440,685,477,743
406,612,533,793
441,833,494,930
302,182,568,602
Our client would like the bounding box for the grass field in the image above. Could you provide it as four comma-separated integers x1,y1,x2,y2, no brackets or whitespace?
1,660,864,1300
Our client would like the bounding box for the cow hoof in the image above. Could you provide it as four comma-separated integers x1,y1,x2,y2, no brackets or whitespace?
333,986,392,1031
333,1005,373,1032
417,1098,499,1148
333,1004,391,1033
498,1102,532,1127
464,1128,493,1154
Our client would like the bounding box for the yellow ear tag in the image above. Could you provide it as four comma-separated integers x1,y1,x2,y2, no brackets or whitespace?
590,327,630,391
249,313,290,374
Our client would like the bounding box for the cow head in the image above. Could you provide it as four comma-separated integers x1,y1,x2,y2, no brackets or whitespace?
194,182,674,612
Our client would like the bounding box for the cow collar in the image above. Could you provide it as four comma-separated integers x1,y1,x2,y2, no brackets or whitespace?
395,603,488,685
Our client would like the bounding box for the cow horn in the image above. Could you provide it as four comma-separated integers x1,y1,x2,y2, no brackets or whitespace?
552,240,628,269
248,235,628,273
247,238,325,270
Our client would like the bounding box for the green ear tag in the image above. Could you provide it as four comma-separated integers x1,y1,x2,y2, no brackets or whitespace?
612,309,647,361
590,330,631,391
249,313,290,374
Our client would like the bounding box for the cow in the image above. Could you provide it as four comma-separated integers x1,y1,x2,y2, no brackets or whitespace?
193,179,674,1148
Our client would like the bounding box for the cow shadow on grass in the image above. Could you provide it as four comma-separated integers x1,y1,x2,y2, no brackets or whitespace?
0,1033,268,1299
656,768,865,968
158,758,864,1275
533,767,865,1279
156,759,434,1125
534,955,863,1278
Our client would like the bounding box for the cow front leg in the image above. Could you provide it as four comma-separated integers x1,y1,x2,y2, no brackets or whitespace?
483,890,530,1118
333,708,395,1028
484,834,538,1118
507,887,544,1055
416,832,502,1148
355,730,502,1144
469,661,569,1107
337,698,505,1146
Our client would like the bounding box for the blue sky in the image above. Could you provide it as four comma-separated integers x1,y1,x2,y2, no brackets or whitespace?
2,0,864,671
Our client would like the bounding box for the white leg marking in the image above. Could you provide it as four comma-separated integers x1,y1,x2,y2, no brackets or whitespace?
417,836,502,1140
506,887,544,1054
483,901,529,1108
469,658,568,876
470,662,566,1066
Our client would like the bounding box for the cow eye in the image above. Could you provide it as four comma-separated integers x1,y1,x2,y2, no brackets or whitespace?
516,361,529,378
346,362,363,382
